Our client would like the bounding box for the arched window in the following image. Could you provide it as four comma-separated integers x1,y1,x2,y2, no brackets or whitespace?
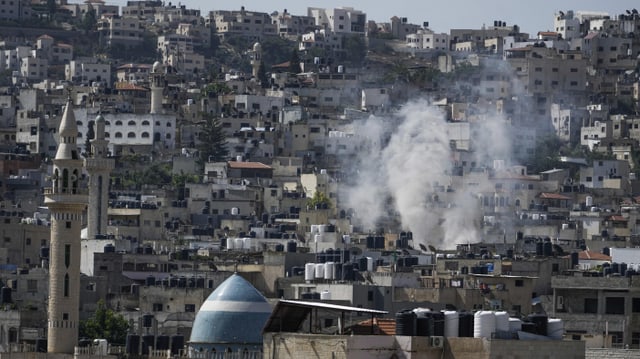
165,133,171,139
115,120,123,126
115,132,123,138
515,199,521,207
166,122,172,127
128,120,136,126
105,121,111,126
64,273,69,297
76,121,83,126
142,132,150,138
128,132,136,138
142,120,150,126
105,132,110,138
155,121,160,126
77,132,82,138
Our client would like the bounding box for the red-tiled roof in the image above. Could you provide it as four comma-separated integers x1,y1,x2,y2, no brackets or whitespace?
114,82,148,91
227,161,272,170
578,250,611,261
538,192,571,200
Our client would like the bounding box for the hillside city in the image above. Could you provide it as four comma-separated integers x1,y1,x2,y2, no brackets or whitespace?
1,1,640,358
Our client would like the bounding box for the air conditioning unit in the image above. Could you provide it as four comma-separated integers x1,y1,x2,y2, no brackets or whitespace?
556,295,564,310
430,336,444,348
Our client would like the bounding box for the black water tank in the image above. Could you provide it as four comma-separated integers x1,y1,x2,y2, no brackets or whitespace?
141,335,154,355
458,312,474,337
520,322,537,334
543,241,553,257
570,252,579,268
145,275,155,286
507,249,514,258
40,246,50,258
126,334,140,355
103,244,115,253
144,246,153,255
602,247,610,256
620,263,628,276
612,262,620,274
431,312,445,336
359,257,368,272
366,236,374,249
301,292,314,300
287,241,297,253
375,236,385,249
416,316,434,336
1,287,11,304
517,231,523,240
275,244,284,252
395,310,417,336
156,335,170,350
35,338,47,352
528,314,548,336
170,335,184,355
342,263,354,281
220,237,227,249
535,241,543,256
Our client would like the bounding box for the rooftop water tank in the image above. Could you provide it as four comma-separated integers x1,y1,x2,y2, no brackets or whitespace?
473,311,496,338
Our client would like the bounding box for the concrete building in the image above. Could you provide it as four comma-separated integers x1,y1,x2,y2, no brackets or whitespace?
307,7,367,35
0,0,31,21
406,29,450,51
97,14,145,48
271,9,316,40
44,97,88,353
207,7,277,41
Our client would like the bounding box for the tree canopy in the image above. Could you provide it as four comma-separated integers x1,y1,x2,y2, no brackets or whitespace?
307,191,331,209
197,114,229,164
79,300,129,345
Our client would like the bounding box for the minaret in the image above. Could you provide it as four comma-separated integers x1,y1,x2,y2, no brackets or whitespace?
85,113,114,240
45,96,88,353
150,61,164,114
250,42,262,79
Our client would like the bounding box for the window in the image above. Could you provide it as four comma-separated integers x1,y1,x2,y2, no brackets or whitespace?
584,298,598,313
128,120,135,126
65,244,71,268
27,279,37,292
185,304,196,312
515,279,524,287
152,303,163,311
64,274,69,297
115,132,122,138
127,132,136,138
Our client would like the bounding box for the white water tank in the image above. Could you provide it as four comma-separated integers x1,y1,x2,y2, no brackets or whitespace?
243,237,253,251
366,257,374,272
318,224,327,233
324,262,335,280
586,196,593,207
508,317,522,333
320,290,331,300
314,234,321,243
547,318,564,339
444,311,459,338
561,223,569,230
236,155,243,162
342,235,351,244
315,263,324,278
320,169,327,174
304,263,316,281
234,238,244,250
494,311,509,332
473,311,496,338
231,207,239,215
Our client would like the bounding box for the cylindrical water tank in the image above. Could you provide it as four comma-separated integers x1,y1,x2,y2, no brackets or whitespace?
142,314,154,328
1,287,12,304
231,207,239,215
318,225,327,233
547,318,564,339
126,334,140,355
366,257,374,272
170,335,184,355
508,317,522,333
142,334,155,355
315,263,324,278
324,262,335,280
586,196,593,207
103,244,114,253
527,314,548,336
602,247,610,256
320,290,331,300
145,275,155,286
543,241,553,257
444,311,459,338
432,312,445,336
305,263,316,281
474,311,496,338
35,338,47,353
495,311,509,333
536,241,543,256
234,238,244,250
342,263,354,281
395,310,417,336
314,234,321,243
275,244,284,252
287,241,297,253
416,316,434,337
570,252,579,268
458,312,474,337
243,237,253,251
156,335,170,350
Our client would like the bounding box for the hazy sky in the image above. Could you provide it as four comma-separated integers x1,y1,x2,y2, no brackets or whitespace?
107,0,640,35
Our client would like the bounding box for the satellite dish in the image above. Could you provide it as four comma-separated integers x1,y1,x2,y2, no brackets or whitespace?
349,247,362,256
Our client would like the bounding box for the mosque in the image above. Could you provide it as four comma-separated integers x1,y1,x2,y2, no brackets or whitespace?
188,273,272,357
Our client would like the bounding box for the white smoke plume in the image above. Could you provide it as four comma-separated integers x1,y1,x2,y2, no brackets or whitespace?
343,98,515,250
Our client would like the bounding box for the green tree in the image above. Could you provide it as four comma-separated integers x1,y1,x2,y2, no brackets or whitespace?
80,6,97,31
289,49,302,74
307,191,331,209
197,115,229,164
79,300,129,345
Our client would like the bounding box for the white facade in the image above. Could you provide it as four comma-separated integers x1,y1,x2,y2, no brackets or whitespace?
20,56,48,81
554,11,581,40
0,0,31,21
307,7,367,34
406,29,449,50
65,60,111,85
361,88,390,112
97,15,145,47
579,159,630,189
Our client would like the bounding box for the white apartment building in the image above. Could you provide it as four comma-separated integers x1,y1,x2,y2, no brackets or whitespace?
20,56,48,81
121,0,161,20
406,29,449,51
579,159,630,189
307,7,366,34
65,60,111,85
554,11,581,40
154,4,201,27
116,63,152,83
0,46,30,71
271,9,316,40
208,7,277,41
361,88,391,112
299,29,343,53
35,35,73,64
97,14,144,48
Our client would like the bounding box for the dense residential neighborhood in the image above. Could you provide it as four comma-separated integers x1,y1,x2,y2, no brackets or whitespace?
1,1,640,358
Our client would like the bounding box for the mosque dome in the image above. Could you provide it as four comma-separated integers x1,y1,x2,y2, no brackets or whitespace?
95,113,105,123
152,61,162,73
189,274,272,350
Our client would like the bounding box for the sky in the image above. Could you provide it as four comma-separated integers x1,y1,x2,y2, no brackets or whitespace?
107,0,640,35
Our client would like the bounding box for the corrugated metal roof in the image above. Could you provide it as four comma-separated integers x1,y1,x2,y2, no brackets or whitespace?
262,299,387,334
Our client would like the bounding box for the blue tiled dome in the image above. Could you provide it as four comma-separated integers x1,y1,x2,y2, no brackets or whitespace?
189,274,271,348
